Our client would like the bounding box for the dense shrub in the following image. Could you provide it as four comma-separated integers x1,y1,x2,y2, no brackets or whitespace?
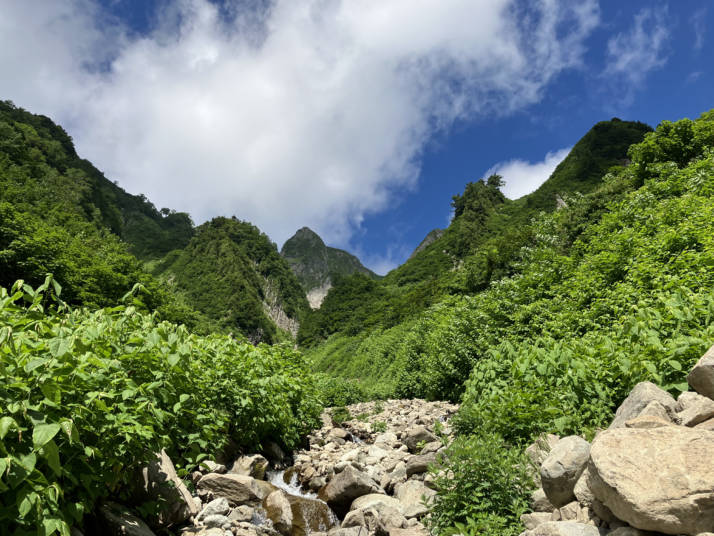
0,278,321,535
428,433,533,536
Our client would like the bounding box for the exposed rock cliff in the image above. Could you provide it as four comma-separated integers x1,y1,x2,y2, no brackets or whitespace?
281,228,376,308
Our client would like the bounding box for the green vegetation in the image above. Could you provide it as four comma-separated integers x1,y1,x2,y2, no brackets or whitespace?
303,118,652,384
0,100,310,341
308,111,714,534
153,217,309,344
0,278,320,535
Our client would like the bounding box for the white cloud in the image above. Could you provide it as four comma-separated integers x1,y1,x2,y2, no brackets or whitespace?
0,0,599,249
692,8,707,51
486,147,571,200
603,7,669,103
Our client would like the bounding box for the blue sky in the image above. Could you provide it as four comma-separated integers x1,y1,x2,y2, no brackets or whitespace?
0,1,712,273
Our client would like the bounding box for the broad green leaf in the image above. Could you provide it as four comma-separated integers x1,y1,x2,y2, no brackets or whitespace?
33,423,61,449
40,383,62,404
0,417,17,439
167,353,180,366
41,440,61,476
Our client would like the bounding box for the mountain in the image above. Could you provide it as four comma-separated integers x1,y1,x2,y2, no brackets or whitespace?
0,100,306,341
153,217,308,343
409,228,444,260
302,117,654,385
281,226,376,308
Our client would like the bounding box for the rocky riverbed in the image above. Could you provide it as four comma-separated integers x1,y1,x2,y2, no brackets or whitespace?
91,399,457,536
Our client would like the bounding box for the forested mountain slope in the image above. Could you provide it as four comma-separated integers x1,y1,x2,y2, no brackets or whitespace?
153,217,309,344
301,118,652,352
0,100,307,340
281,227,376,308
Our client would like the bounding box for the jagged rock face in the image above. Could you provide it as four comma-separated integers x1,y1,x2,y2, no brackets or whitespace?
408,229,444,260
281,227,375,308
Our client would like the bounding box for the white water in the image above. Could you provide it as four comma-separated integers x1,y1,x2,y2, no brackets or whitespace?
267,469,318,499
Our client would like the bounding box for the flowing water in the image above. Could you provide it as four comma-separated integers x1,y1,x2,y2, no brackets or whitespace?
265,469,339,535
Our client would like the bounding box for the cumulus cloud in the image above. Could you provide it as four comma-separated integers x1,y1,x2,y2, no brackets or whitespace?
0,0,599,248
603,7,669,104
486,147,571,200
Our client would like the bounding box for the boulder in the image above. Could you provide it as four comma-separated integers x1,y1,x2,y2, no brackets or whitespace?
394,481,436,518
540,436,590,507
521,512,553,530
135,450,199,527
636,400,676,423
342,504,406,535
623,415,673,429
695,418,714,431
608,382,676,429
228,505,255,523
231,455,269,480
350,494,404,513
607,529,659,536
403,427,438,453
265,490,293,536
196,498,230,523
405,453,436,477
522,521,602,536
676,391,714,427
200,460,227,474
96,502,157,536
318,465,381,515
687,344,714,399
588,425,714,534
197,473,275,506
388,527,428,536
286,495,338,536
531,488,556,513
201,514,231,529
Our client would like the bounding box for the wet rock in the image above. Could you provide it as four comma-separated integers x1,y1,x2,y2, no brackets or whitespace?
265,490,293,536
286,494,338,536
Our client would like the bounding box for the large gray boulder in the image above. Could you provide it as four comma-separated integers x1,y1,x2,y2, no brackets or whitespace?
588,425,714,534
318,465,381,514
197,473,275,506
540,436,590,507
405,453,436,477
264,490,293,536
134,450,199,527
403,426,438,453
687,344,714,399
608,382,676,429
394,480,436,518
